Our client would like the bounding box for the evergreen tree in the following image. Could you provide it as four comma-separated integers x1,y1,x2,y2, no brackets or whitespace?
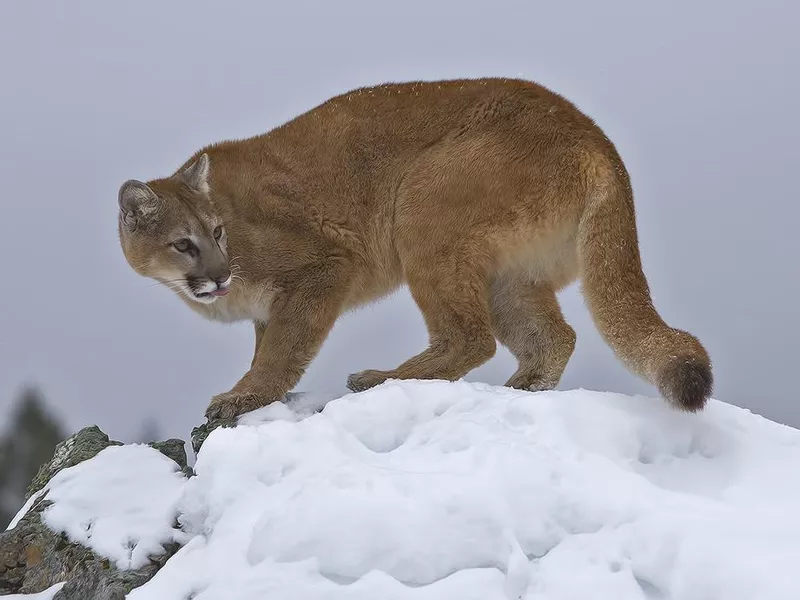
0,385,66,527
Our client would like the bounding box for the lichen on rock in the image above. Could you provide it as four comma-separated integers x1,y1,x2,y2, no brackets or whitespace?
26,425,122,500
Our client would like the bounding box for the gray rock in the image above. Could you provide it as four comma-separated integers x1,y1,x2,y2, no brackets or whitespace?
52,540,179,600
0,501,58,595
191,416,236,455
148,438,192,477
26,425,122,500
0,507,178,598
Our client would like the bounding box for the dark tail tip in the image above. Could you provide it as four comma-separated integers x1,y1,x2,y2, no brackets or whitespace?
658,355,713,412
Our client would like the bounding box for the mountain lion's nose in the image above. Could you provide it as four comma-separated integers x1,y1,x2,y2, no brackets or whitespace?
214,274,231,288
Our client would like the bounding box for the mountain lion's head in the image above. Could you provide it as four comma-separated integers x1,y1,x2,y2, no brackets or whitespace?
117,153,232,304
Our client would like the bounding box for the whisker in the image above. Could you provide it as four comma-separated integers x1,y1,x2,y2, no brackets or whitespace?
146,278,188,288
229,262,248,277
162,284,189,297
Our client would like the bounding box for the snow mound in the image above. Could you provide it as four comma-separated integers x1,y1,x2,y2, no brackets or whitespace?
36,381,800,599
41,444,188,570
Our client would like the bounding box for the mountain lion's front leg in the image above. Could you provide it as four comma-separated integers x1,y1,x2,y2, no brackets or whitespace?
251,321,266,369
206,259,351,420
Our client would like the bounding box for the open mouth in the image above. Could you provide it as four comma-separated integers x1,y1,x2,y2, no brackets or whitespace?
196,287,230,299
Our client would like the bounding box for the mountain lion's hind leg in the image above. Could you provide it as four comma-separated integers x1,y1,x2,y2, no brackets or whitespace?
489,276,576,392
347,255,496,392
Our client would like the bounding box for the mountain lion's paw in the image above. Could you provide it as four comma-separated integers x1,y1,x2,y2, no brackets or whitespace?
347,369,390,393
205,391,273,420
504,372,558,393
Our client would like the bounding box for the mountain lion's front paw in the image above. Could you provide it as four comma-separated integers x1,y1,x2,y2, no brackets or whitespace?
504,372,558,393
347,369,391,393
205,391,275,420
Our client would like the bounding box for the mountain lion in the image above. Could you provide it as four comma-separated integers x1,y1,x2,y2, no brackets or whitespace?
117,77,712,420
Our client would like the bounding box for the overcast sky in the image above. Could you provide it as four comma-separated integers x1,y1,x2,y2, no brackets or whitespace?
1,0,797,443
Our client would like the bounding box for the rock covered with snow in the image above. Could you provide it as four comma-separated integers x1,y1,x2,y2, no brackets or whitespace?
4,380,800,599
0,427,188,599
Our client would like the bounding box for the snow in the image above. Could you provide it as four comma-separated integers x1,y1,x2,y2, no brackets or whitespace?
3,582,65,599
23,380,800,599
6,487,47,531
41,444,188,570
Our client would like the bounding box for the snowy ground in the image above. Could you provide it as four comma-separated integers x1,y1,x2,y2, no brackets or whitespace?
9,380,800,599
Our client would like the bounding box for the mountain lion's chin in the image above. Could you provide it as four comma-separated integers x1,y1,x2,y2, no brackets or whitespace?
190,292,219,305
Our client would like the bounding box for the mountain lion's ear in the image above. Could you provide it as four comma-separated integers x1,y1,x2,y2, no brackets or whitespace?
178,153,210,194
118,180,160,230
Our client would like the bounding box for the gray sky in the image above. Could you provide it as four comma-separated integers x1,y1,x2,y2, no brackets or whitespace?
1,0,797,443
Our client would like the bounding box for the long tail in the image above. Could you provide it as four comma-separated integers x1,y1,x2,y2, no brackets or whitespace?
577,153,712,411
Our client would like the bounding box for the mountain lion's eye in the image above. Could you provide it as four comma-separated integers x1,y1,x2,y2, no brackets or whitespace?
213,226,223,241
172,239,192,253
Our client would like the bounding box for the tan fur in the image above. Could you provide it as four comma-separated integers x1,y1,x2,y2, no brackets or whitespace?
117,77,713,419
